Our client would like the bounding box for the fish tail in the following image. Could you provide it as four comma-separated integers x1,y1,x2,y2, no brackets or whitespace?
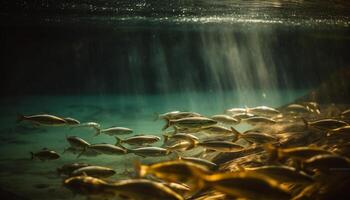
162,134,169,143
162,119,171,131
16,114,25,123
264,143,279,161
173,126,178,134
77,147,87,158
115,136,122,146
30,152,34,160
122,146,132,154
231,127,241,142
301,117,309,129
93,127,101,136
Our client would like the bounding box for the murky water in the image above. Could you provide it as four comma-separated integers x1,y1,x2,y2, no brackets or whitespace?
0,0,349,199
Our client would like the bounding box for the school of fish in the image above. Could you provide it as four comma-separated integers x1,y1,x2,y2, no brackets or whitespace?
18,102,350,200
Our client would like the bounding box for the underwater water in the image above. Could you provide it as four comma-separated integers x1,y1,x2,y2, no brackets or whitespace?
1,0,350,199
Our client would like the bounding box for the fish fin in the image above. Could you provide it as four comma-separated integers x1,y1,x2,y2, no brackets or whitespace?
115,136,122,146
16,114,25,123
30,152,34,160
244,105,250,114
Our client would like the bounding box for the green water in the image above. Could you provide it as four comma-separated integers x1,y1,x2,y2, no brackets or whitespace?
0,90,306,199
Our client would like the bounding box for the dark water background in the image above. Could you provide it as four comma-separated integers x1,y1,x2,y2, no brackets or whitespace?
1,0,350,96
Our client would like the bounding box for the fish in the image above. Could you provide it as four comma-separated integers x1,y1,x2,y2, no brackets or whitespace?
327,125,350,137
265,144,333,161
115,135,160,146
232,112,255,120
239,165,313,184
63,175,115,197
164,140,195,152
158,111,201,121
97,126,133,136
163,133,199,145
179,156,218,170
57,163,91,176
285,104,310,113
193,171,291,200
81,144,127,157
210,115,240,125
303,102,321,114
244,116,277,126
247,106,280,116
111,179,184,200
30,149,60,161
127,147,170,157
225,108,247,115
198,141,244,152
17,114,67,126
236,131,278,144
71,166,116,178
202,126,240,137
164,117,217,130
136,160,210,184
71,122,101,134
302,154,350,172
341,109,350,119
156,111,181,121
65,136,90,150
63,117,80,125
302,118,349,130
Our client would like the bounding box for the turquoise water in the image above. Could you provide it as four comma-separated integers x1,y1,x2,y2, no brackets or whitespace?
0,90,306,199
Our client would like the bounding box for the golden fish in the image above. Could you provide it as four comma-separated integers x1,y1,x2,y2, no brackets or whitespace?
265,144,333,161
136,160,210,184
240,165,313,183
302,118,348,130
193,171,290,200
